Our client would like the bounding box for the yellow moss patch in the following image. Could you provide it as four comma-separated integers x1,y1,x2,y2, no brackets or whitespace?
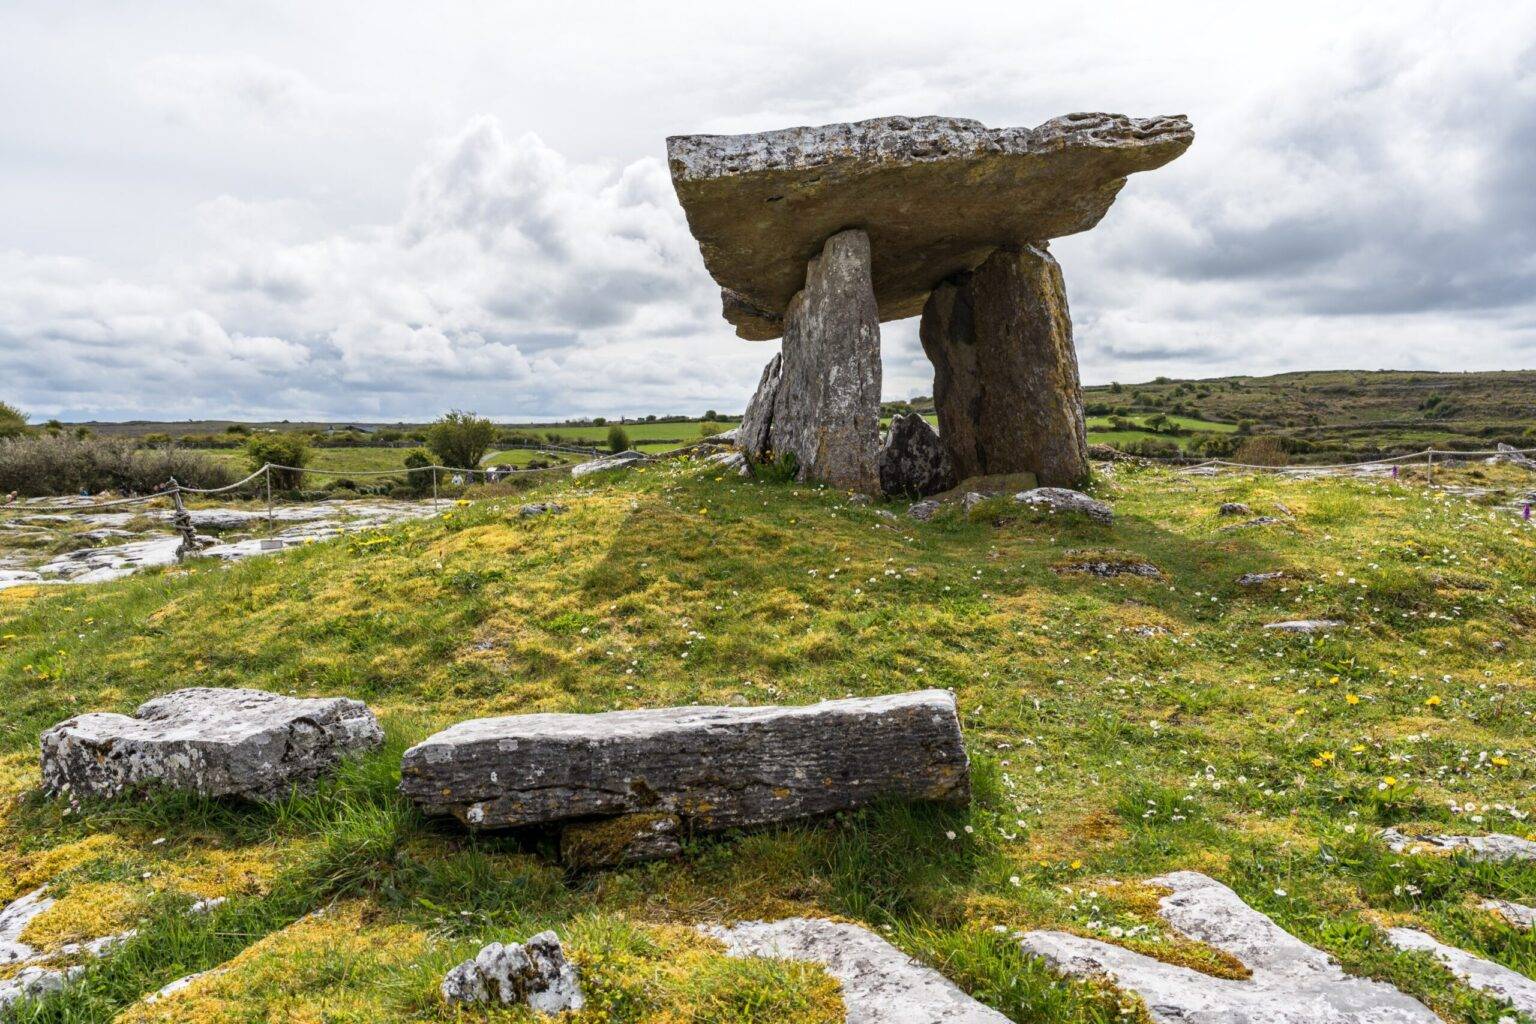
20,880,142,950
0,833,127,904
165,844,285,900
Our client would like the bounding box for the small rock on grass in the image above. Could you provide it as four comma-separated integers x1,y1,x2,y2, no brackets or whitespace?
907,499,941,521
1218,502,1253,516
442,932,584,1014
1013,487,1113,525
1262,619,1343,633
1379,827,1536,862
518,502,568,518
1237,571,1288,586
1480,898,1536,930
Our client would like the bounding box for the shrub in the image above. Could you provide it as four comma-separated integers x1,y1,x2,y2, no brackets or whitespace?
246,433,311,489
1234,435,1290,467
427,411,496,469
0,401,26,439
0,433,235,496
606,424,631,453
403,449,434,491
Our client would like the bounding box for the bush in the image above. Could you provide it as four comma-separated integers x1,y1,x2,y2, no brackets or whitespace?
1234,435,1290,467
427,411,496,469
606,424,631,453
246,433,311,489
0,401,26,439
0,433,235,497
403,449,434,491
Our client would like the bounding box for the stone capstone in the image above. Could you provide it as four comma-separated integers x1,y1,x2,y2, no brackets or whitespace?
1023,871,1439,1024
441,932,585,1014
400,690,970,847
766,229,882,492
667,113,1193,340
571,450,649,479
1387,928,1536,1018
1013,487,1113,525
879,413,955,498
41,688,384,801
922,245,1089,487
705,917,1010,1023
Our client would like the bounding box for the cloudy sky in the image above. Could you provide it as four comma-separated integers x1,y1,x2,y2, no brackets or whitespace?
1,1,1532,422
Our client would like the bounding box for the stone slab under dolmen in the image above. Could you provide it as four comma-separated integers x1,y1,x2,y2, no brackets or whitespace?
667,113,1193,339
41,687,384,801
704,917,1009,1023
399,690,970,842
1022,871,1438,1024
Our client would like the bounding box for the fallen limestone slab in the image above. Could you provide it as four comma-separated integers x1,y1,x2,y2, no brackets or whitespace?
571,450,648,479
667,112,1193,339
41,687,384,801
1013,487,1113,525
1481,898,1536,930
1388,927,1536,1017
1022,871,1438,1024
400,690,970,839
1379,828,1536,861
1262,619,1344,633
442,932,585,1014
0,888,51,965
705,917,1009,1023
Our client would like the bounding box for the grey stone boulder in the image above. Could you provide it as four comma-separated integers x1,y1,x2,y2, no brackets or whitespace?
1387,927,1536,1017
704,450,751,478
1023,871,1438,1023
1013,487,1113,525
879,413,955,498
517,502,568,518
442,931,585,1014
400,690,970,844
1380,828,1536,861
667,112,1194,340
705,917,1010,1022
907,500,942,521
571,450,648,479
1218,502,1253,516
41,688,384,801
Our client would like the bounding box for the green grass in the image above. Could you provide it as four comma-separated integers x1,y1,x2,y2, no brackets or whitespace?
2,459,1536,1020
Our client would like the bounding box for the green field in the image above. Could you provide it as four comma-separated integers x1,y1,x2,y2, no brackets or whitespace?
2,456,1536,1020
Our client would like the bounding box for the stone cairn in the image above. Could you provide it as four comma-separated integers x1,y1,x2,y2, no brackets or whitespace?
667,113,1194,495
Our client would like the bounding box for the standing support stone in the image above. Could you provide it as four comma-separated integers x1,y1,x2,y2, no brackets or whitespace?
737,352,782,459
768,229,882,492
920,244,1089,488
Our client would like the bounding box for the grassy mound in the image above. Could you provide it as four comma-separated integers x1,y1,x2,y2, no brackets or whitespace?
2,457,1536,1021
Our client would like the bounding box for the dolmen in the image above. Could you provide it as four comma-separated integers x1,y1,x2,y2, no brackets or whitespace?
41,687,383,801
667,113,1194,495
400,689,970,865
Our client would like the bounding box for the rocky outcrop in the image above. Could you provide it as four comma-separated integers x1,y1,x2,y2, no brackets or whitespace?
1023,871,1438,1024
704,450,751,477
1379,828,1536,861
878,413,955,498
41,688,384,801
738,353,782,459
705,918,1011,1023
571,450,649,479
667,113,1194,339
922,246,1089,487
400,690,970,850
1013,487,1113,525
767,230,882,492
442,932,585,1014
1262,620,1343,633
1388,928,1536,1017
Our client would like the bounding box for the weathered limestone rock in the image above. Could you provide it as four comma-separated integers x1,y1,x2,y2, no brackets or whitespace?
1013,487,1113,525
1023,871,1438,1023
1481,898,1536,930
922,245,1089,486
517,502,567,518
705,918,1010,1023
704,450,751,478
400,690,969,838
907,500,941,521
879,413,955,498
0,888,51,965
738,353,782,458
767,230,882,492
442,932,585,1014
41,688,383,801
667,113,1193,339
1387,928,1536,1017
1262,620,1344,633
1237,571,1289,586
571,450,648,479
1219,502,1254,516
561,813,682,868
1379,828,1536,861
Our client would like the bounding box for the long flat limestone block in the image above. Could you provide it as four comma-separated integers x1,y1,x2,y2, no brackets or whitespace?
399,690,970,831
41,687,384,801
667,112,1193,339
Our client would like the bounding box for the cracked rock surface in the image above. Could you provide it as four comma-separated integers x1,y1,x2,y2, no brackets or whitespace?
1023,871,1438,1023
41,687,384,801
704,917,1010,1023
400,690,970,838
441,932,585,1014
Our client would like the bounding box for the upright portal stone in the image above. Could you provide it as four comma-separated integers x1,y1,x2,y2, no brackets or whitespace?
768,229,882,492
738,352,782,459
922,245,1089,487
